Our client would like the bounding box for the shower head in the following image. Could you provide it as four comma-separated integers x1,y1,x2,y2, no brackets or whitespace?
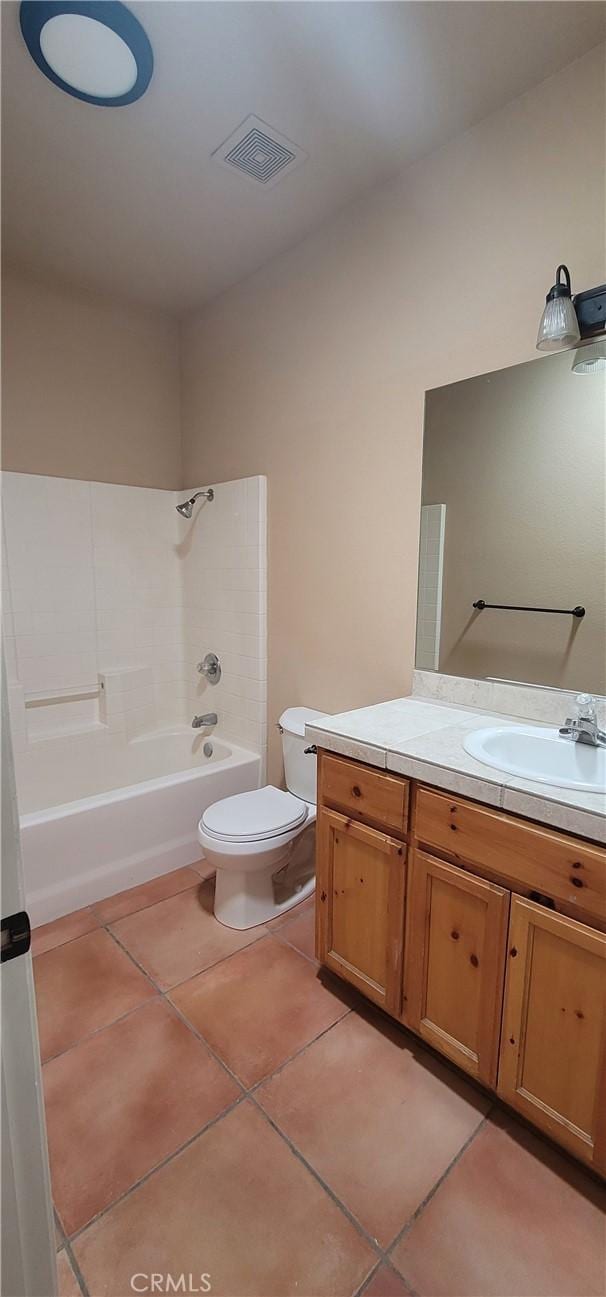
176,489,214,518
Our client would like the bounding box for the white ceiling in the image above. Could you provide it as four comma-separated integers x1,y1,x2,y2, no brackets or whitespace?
2,1,604,315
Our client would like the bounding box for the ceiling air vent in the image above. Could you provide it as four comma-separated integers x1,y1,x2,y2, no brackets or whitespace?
212,115,307,188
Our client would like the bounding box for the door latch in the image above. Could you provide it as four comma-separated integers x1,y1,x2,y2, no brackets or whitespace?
1,911,31,963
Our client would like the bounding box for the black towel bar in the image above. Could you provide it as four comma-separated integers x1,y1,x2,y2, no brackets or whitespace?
472,601,586,618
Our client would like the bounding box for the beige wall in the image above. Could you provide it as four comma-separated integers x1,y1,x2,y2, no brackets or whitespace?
181,47,605,780
2,272,181,488
422,351,606,694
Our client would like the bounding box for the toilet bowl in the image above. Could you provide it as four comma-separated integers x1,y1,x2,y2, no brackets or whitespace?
198,707,325,930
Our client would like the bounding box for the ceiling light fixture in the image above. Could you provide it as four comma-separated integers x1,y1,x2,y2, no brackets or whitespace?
19,1,153,107
536,264,606,353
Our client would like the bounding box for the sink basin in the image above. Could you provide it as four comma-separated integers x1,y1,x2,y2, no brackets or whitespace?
463,725,606,793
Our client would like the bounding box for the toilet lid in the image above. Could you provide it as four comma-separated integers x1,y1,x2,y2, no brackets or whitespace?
201,785,307,842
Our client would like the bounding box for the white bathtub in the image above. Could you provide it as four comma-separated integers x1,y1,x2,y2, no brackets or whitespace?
17,728,260,925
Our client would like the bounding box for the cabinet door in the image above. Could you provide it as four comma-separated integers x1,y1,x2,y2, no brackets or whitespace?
499,896,606,1171
316,807,406,1014
403,851,509,1087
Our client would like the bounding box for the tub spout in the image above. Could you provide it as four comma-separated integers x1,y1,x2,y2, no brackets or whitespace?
192,713,217,729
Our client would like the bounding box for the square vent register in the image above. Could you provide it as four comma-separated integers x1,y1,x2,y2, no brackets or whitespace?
213,115,307,187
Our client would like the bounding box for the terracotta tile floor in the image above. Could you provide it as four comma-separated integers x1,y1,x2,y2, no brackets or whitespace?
34,865,605,1297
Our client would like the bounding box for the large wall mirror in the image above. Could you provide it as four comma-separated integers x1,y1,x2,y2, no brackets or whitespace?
416,349,606,695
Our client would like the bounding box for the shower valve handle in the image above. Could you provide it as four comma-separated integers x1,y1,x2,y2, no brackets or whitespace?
197,652,221,683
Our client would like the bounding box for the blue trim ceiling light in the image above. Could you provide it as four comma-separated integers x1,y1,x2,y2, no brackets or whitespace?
19,2,153,107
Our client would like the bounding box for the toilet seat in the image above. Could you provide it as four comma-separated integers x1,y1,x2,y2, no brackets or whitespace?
201,785,308,843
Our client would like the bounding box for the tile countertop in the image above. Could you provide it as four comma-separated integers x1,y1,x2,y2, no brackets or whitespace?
305,697,606,846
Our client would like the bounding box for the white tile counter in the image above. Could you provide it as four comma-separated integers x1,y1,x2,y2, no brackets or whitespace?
306,695,606,844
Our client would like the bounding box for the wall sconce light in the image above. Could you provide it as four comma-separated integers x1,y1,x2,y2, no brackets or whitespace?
536,264,606,353
571,341,606,374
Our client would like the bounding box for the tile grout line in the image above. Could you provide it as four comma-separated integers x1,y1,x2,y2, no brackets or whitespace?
41,995,163,1067
68,1093,248,1247
63,1011,363,1259
53,1206,65,1249
352,1258,383,1297
34,876,308,968
39,900,332,1074
271,926,318,968
104,912,269,994
89,877,203,926
354,1256,418,1297
37,884,491,1296
155,914,354,1092
62,1235,91,1297
247,1004,353,1095
33,867,209,958
166,998,250,1094
246,1090,386,1263
385,1109,493,1265
59,918,360,1253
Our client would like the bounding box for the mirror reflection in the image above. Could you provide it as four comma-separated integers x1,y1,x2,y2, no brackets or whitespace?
416,349,606,694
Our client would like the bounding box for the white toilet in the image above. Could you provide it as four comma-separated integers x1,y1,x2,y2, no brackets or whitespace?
198,707,325,930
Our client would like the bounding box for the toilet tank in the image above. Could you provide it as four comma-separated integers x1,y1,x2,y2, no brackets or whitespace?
279,708,326,804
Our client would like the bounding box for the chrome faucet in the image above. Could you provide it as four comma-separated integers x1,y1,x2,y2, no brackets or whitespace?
559,695,606,748
192,713,218,729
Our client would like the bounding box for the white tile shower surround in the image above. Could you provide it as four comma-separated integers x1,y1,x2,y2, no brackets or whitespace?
2,471,267,765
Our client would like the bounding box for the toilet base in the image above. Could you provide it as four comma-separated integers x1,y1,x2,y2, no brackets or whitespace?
214,866,314,930
213,820,316,930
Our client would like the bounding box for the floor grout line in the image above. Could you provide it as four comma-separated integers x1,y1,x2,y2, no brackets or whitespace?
271,927,319,967
68,1093,247,1246
354,1255,418,1297
352,1258,383,1297
385,1109,493,1262
62,1235,91,1297
247,1005,353,1094
247,1090,385,1262
166,998,249,1094
33,870,209,954
90,877,203,925
41,994,162,1067
36,877,560,1297
106,913,269,994
53,1206,65,1249
58,913,359,1252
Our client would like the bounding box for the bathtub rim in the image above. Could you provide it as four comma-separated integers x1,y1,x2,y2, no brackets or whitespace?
19,735,259,826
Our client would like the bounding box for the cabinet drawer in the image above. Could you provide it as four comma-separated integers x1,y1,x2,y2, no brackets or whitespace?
415,788,606,922
320,753,408,834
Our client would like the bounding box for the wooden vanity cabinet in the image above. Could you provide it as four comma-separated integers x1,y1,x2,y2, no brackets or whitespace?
315,807,406,1014
498,897,606,1169
315,748,606,1175
403,852,509,1087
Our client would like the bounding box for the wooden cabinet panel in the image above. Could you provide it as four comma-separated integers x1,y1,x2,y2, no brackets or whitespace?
316,807,406,1014
403,851,509,1086
414,788,606,922
320,752,408,835
498,897,606,1171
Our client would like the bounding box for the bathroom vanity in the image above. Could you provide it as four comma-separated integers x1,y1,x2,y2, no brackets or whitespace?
308,693,606,1176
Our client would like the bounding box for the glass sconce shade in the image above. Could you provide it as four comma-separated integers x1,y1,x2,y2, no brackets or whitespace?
536,292,580,351
572,342,606,374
